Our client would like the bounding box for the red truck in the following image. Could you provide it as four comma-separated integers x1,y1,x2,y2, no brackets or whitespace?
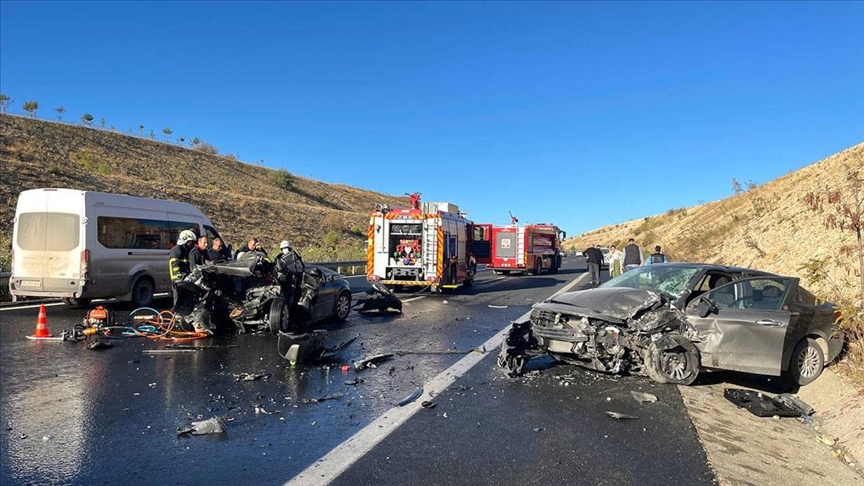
488,223,566,275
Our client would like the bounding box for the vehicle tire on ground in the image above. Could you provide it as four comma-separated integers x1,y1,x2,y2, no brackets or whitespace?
334,292,351,321
502,270,511,276
644,337,700,385
130,278,155,308
784,337,824,387
534,258,542,275
63,298,92,308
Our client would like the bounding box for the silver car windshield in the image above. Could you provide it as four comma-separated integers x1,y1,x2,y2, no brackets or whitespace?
599,265,702,298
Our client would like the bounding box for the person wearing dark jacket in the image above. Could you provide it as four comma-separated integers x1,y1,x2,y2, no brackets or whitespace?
582,244,604,286
169,230,197,307
208,237,231,261
648,245,667,265
622,238,644,272
188,235,209,268
234,237,266,259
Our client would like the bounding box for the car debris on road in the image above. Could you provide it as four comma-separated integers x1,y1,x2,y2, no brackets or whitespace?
177,417,227,436
354,354,394,370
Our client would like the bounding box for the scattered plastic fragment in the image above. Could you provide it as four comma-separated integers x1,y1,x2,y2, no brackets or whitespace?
421,401,436,409
533,427,544,432
235,373,272,382
87,339,113,350
143,349,198,354
487,305,508,309
302,394,343,404
177,417,227,436
817,434,837,446
397,387,423,407
255,405,279,415
631,391,658,404
606,411,639,421
354,354,394,370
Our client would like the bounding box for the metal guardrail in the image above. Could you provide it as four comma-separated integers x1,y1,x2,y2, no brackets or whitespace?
309,261,367,276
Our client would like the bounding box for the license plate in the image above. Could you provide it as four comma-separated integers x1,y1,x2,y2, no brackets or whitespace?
19,280,41,288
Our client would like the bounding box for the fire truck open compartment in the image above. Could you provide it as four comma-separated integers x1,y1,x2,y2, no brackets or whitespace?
387,222,424,282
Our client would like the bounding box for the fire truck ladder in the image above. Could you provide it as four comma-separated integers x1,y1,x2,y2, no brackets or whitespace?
422,216,438,284
516,227,526,268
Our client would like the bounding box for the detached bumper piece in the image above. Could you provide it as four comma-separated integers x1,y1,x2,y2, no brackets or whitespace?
723,388,814,418
497,321,541,377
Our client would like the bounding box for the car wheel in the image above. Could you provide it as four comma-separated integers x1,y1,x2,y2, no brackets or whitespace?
644,338,700,385
334,292,351,321
63,298,92,308
131,278,154,308
268,296,287,335
785,338,824,386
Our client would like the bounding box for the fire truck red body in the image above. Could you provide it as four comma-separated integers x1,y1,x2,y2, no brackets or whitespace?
488,223,566,275
366,195,491,292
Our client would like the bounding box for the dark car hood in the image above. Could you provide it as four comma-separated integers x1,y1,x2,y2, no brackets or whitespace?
540,287,665,324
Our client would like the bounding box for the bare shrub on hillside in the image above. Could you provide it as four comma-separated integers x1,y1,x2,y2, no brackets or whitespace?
803,158,864,302
194,141,219,155
799,258,864,386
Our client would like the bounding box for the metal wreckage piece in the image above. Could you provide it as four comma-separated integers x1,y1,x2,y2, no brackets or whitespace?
352,283,403,313
499,288,701,384
174,256,325,335
277,332,359,365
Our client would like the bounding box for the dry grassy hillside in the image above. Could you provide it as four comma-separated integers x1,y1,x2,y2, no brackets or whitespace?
565,142,864,304
0,114,408,265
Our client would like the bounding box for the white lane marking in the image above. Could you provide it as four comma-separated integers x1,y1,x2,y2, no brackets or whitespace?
286,271,590,486
1,302,65,312
400,296,426,303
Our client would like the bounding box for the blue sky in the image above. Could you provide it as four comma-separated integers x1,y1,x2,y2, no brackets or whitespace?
1,1,862,237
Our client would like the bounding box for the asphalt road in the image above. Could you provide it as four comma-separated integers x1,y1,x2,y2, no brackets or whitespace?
0,256,714,485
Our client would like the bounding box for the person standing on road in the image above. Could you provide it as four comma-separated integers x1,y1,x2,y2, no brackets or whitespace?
607,244,623,278
188,235,210,268
648,245,667,265
275,240,306,307
169,230,197,308
582,243,604,286
622,238,643,272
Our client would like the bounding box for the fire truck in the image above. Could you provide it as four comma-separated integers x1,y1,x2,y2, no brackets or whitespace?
366,194,491,292
488,223,566,275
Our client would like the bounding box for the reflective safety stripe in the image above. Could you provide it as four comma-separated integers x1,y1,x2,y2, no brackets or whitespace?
169,257,188,281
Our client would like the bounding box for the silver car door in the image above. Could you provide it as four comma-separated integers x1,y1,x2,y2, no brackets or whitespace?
686,277,796,376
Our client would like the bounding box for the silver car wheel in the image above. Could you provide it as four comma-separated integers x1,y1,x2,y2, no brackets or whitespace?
335,293,351,320
798,345,821,378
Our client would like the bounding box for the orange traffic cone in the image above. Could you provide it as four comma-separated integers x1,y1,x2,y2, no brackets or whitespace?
29,304,54,338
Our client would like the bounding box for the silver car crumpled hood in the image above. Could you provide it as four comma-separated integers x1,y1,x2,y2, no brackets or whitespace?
538,287,692,333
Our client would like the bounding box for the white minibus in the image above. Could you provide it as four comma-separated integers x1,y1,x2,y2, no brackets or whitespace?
10,188,222,307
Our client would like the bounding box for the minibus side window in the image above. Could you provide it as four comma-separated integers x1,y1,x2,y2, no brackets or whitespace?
98,217,195,249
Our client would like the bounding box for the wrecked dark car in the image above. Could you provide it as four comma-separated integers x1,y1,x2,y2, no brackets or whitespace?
176,254,352,335
499,263,842,386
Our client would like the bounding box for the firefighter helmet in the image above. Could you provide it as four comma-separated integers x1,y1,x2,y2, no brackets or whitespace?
178,230,197,245
280,240,292,254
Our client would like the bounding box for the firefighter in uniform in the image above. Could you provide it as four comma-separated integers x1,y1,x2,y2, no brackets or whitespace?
275,240,305,307
169,229,218,334
169,230,198,307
